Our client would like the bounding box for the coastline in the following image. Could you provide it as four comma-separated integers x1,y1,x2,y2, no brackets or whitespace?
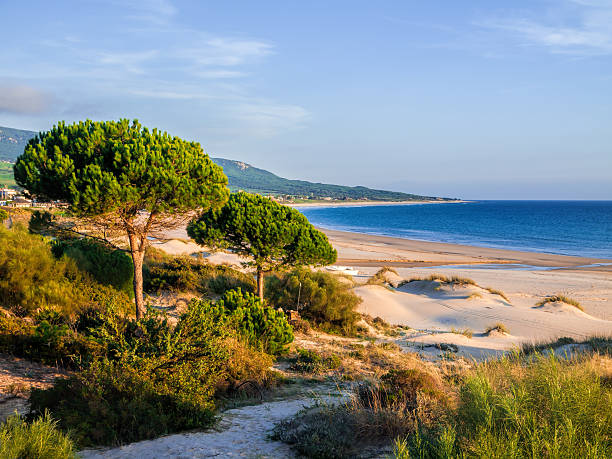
287,199,467,208
322,228,612,272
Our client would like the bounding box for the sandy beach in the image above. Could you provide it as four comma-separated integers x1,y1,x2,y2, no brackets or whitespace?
154,224,612,359
322,229,612,358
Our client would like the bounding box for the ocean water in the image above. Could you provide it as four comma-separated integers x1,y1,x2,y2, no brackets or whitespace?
297,201,612,259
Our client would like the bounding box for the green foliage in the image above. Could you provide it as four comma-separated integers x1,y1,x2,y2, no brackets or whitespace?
212,157,444,201
0,412,76,459
51,237,134,296
266,268,361,335
187,192,337,290
30,303,233,447
143,253,255,295
14,119,228,217
14,119,229,316
0,313,105,368
0,208,8,222
290,348,341,373
0,225,87,315
191,289,294,355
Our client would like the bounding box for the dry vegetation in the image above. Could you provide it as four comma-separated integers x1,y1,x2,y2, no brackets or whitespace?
536,294,584,311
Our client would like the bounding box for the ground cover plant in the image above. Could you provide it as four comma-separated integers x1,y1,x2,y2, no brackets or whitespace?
143,249,256,296
536,294,584,311
0,412,76,459
266,268,361,335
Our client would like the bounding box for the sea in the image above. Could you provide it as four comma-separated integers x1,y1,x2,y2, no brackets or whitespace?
297,201,612,260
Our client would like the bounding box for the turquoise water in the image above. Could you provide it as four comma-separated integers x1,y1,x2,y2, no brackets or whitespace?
297,201,612,259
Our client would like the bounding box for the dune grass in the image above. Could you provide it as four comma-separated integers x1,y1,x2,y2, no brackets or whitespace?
450,327,474,339
394,353,612,458
404,274,477,286
484,322,509,335
467,292,482,300
0,412,76,459
536,295,584,311
521,335,612,356
366,267,400,287
485,287,510,302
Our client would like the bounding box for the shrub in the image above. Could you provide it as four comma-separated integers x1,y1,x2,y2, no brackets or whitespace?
0,412,76,459
30,301,234,447
484,322,509,335
0,208,8,222
51,237,134,296
0,225,87,315
290,348,341,374
143,253,255,295
273,367,446,458
536,294,584,311
0,313,105,368
266,268,361,335
191,289,294,355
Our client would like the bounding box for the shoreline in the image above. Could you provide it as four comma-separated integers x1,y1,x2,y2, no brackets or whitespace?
321,228,612,272
287,199,467,208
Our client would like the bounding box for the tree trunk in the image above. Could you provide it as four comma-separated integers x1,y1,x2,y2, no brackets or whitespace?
128,233,147,319
257,268,264,302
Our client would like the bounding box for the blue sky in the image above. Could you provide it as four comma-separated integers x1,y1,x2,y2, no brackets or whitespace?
1,0,611,199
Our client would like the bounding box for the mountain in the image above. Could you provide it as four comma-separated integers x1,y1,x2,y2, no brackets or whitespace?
0,126,37,162
211,158,445,201
0,126,448,201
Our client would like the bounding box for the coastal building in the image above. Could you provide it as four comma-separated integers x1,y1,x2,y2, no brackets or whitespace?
0,188,17,200
12,196,32,207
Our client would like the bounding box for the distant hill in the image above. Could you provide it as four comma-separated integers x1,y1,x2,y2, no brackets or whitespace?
0,126,36,162
211,158,445,201
0,126,448,201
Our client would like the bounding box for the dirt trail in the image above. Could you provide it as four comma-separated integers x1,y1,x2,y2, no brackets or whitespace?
81,387,343,458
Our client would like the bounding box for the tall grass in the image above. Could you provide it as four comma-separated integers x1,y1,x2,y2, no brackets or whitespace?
536,295,584,311
0,412,76,459
396,354,612,458
404,274,477,286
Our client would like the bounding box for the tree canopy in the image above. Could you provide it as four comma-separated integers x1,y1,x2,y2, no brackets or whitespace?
187,192,337,300
14,119,229,317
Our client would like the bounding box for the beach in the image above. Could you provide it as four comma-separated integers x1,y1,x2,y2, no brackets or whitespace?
156,223,612,359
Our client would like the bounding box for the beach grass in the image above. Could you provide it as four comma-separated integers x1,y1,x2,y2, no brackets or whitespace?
484,322,509,335
536,295,584,311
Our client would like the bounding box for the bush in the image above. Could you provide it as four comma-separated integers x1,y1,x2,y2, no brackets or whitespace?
266,268,361,335
51,237,134,297
193,289,294,355
0,313,105,368
0,412,76,459
0,225,87,315
290,348,341,374
143,252,255,295
30,301,234,447
398,354,612,458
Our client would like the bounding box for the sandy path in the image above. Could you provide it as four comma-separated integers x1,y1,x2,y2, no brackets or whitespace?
80,390,342,459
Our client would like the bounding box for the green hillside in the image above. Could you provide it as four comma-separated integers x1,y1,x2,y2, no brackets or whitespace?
211,158,445,201
0,126,447,201
0,126,36,162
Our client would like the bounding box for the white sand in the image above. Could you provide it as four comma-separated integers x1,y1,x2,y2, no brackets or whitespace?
80,389,343,458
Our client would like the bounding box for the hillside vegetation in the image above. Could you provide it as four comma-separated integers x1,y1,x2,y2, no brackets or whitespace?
0,126,447,201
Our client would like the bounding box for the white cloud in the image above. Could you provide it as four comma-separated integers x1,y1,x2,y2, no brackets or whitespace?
481,0,612,55
0,84,52,114
231,102,310,137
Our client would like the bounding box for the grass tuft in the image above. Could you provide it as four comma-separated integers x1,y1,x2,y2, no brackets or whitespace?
450,327,474,339
485,287,510,302
484,322,509,335
536,295,584,311
404,274,477,286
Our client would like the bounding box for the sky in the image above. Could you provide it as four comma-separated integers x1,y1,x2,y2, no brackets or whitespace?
1,0,611,200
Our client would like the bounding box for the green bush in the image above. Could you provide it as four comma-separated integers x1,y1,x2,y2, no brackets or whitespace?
399,354,612,458
191,289,294,355
0,313,105,368
143,252,255,295
266,268,361,335
51,237,134,297
0,412,76,459
0,225,87,315
30,302,234,447
290,348,341,374
0,208,8,222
